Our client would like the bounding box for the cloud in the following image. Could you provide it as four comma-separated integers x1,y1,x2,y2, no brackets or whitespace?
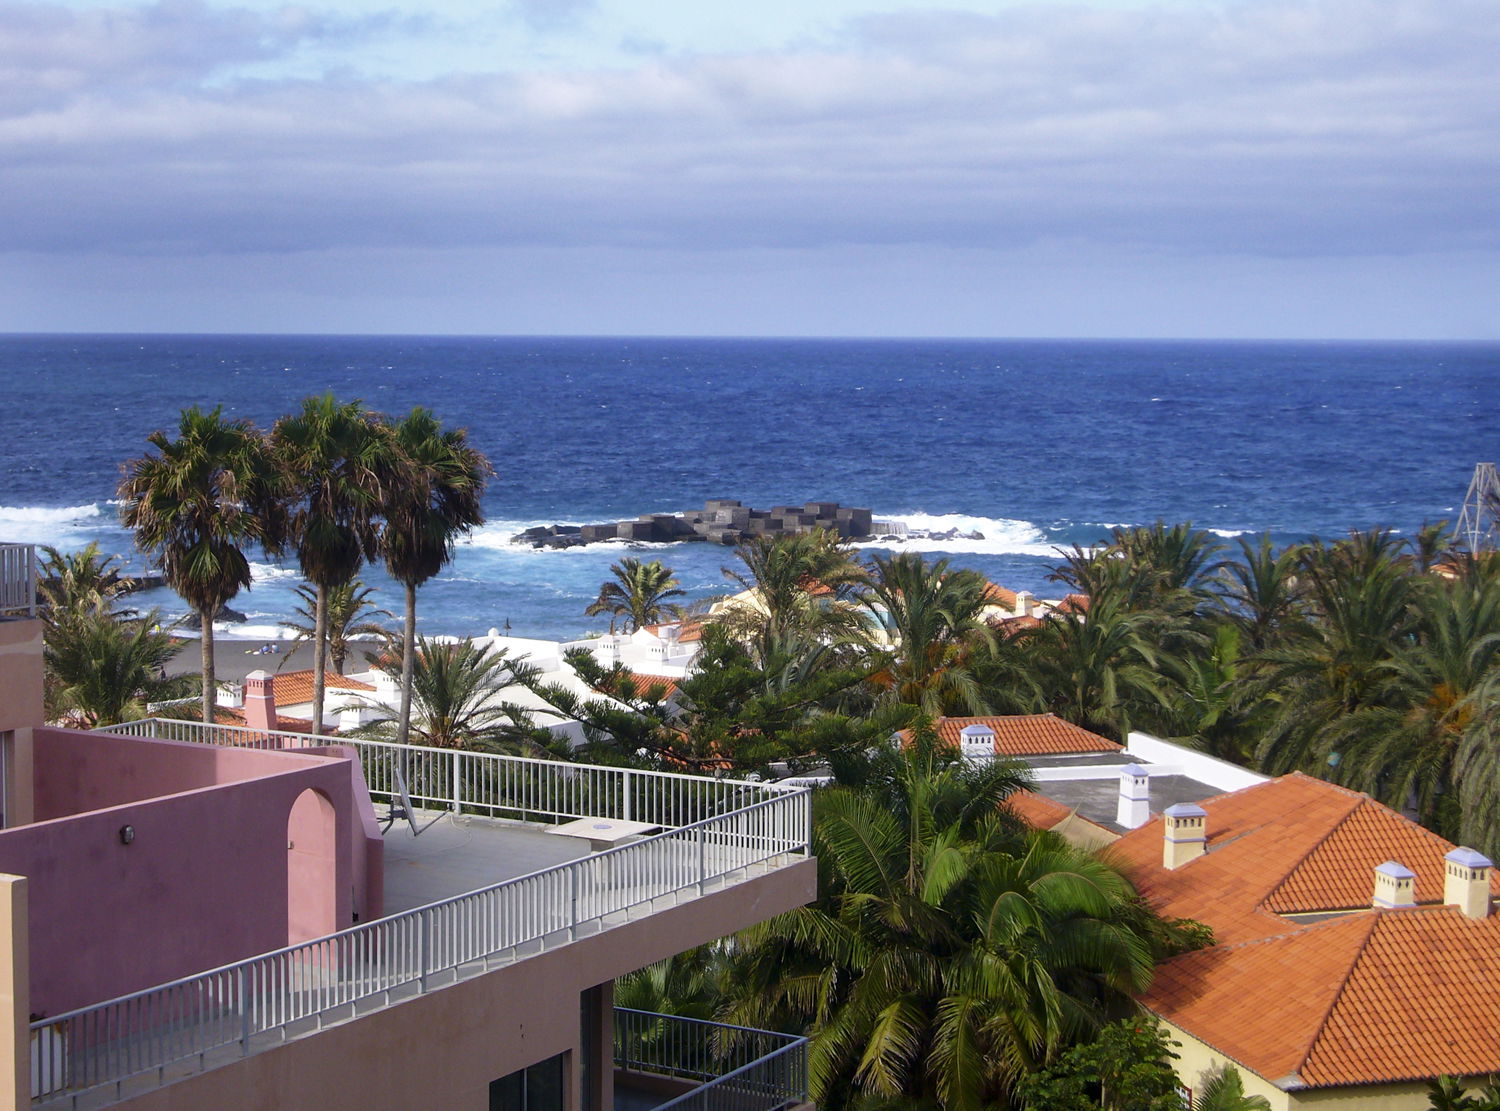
0,0,1497,262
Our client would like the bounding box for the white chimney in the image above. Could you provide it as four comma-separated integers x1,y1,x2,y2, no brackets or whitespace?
1373,861,1417,909
958,724,996,762
1162,803,1208,869
1015,591,1034,617
1116,764,1151,829
1444,847,1494,919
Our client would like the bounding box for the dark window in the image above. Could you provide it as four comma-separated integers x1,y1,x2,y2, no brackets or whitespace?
491,1053,566,1111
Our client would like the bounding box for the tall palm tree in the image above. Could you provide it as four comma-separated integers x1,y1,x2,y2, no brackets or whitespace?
380,407,491,747
584,558,684,633
861,552,994,714
273,394,391,734
118,406,283,723
729,741,1154,1111
280,580,395,673
1210,534,1306,653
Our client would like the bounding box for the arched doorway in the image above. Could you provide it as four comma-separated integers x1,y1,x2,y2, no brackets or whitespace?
287,788,338,944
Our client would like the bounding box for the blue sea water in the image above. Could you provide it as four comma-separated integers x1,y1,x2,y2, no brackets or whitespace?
0,334,1495,641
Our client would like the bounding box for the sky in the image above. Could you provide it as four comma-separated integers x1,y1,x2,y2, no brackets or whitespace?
2,0,1498,339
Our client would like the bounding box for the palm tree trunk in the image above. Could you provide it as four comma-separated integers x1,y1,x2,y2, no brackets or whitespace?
398,581,416,748
201,607,216,724
311,583,328,736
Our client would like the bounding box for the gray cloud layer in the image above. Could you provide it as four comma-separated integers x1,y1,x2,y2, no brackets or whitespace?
2,0,1497,261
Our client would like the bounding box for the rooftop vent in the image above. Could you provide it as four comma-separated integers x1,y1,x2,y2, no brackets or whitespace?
1444,847,1494,919
958,724,996,761
1373,861,1416,909
1162,802,1208,869
1117,764,1151,830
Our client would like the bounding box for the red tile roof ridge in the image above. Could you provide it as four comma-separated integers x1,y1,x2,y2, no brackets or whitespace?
1283,914,1382,1088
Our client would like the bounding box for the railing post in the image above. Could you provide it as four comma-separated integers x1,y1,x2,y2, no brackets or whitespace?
451,750,462,813
622,770,632,822
697,824,707,895
570,863,580,940
238,966,250,1054
419,908,431,991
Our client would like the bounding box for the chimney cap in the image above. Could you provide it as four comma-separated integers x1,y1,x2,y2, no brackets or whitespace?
1446,847,1494,870
959,723,996,737
245,669,273,682
1122,764,1150,778
1164,803,1207,819
1376,860,1416,880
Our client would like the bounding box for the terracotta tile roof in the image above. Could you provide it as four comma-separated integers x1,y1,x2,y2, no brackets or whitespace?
264,669,375,707
621,671,680,700
212,706,318,734
1121,772,1500,1089
981,581,1019,608
990,615,1043,638
1145,907,1500,1089
1007,789,1075,829
1111,773,1500,942
1055,592,1091,614
911,714,1121,756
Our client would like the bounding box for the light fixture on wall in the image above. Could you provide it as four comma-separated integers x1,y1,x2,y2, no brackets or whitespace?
118,825,135,845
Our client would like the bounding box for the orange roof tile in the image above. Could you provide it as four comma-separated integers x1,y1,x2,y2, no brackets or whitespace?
1145,907,1500,1089
982,581,1019,608
621,672,680,700
264,669,375,708
990,614,1044,638
1055,592,1091,614
912,714,1121,757
213,706,318,734
1121,772,1500,1089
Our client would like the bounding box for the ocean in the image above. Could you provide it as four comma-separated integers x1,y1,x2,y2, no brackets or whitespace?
1,334,1496,642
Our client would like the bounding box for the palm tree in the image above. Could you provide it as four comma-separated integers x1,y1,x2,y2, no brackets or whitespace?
1195,1064,1272,1111
44,609,191,726
861,552,995,714
280,580,395,673
38,542,137,625
118,406,283,723
728,738,1155,1111
273,394,391,734
718,530,867,662
1027,594,1167,742
360,636,531,750
380,407,492,748
1210,534,1306,653
584,558,684,633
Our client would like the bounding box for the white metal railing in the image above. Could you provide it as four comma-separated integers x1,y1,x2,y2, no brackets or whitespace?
615,1009,808,1111
0,542,37,617
94,718,801,830
33,723,812,1106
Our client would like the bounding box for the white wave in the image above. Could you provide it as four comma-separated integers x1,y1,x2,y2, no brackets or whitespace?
464,521,679,555
1208,528,1249,538
858,512,1056,557
212,623,299,641
248,561,302,584
0,502,119,546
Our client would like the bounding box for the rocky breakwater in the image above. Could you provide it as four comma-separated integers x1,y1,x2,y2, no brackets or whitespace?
513,499,877,549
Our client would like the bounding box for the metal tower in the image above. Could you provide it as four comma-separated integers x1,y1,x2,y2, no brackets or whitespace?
1454,462,1500,553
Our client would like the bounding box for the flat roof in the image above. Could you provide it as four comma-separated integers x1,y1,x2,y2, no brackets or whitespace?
1033,773,1222,833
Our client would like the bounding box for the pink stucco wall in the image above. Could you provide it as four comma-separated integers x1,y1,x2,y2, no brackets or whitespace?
3,729,385,1017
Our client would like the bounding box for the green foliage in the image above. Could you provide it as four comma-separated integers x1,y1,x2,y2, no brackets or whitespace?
1194,1063,1271,1111
1016,1018,1183,1111
584,558,685,633
44,608,192,726
724,741,1161,1111
1428,1075,1500,1111
280,580,395,672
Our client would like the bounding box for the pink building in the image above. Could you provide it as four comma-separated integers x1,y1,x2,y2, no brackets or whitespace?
0,543,816,1111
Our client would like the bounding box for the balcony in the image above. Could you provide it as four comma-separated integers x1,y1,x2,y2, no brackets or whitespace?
0,542,37,618
614,1009,808,1111
33,721,812,1108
